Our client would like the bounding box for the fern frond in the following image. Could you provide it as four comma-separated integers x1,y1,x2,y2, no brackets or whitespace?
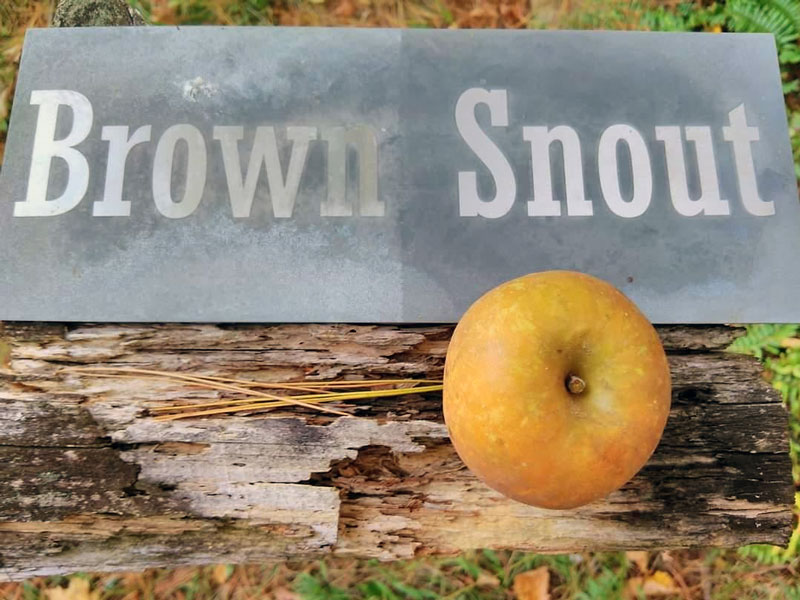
727,0,799,47
765,0,800,41
726,323,800,359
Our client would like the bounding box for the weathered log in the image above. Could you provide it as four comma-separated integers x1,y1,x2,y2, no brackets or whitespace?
0,323,792,581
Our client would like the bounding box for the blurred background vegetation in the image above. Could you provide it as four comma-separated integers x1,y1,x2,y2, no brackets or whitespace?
1,0,800,598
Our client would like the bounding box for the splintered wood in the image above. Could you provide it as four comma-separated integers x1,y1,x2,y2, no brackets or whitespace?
0,323,792,581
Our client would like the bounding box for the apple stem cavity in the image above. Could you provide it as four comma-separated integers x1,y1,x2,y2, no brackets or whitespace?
566,374,587,395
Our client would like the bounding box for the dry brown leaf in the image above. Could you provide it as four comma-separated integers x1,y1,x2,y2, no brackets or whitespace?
625,570,679,598
212,564,231,585
626,550,650,574
44,578,100,600
498,1,528,27
513,566,550,600
475,572,501,588
334,0,357,18
647,571,677,592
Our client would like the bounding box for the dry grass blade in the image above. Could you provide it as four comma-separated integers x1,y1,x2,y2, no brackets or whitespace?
62,366,440,388
154,401,340,421
61,366,443,421
60,366,354,417
62,370,337,396
149,384,444,413
190,376,443,388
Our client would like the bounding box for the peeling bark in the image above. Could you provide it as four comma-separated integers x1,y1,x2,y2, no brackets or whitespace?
0,323,792,580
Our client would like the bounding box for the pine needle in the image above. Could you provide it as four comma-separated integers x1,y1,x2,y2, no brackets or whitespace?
61,367,352,417
60,366,443,421
150,384,444,413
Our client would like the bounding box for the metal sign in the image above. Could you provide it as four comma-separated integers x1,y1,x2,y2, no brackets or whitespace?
0,27,797,323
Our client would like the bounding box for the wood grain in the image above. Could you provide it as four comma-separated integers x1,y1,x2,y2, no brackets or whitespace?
0,323,792,581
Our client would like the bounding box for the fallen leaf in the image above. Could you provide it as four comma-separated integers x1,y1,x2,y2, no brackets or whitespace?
626,550,650,574
625,570,678,597
647,571,677,592
333,0,356,18
513,566,550,600
44,578,100,600
212,564,231,585
475,572,500,588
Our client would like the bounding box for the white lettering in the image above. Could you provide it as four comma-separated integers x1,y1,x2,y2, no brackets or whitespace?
15,90,93,217
93,125,151,216
523,125,591,217
723,104,772,216
655,126,728,216
598,124,652,218
320,125,382,217
152,124,207,219
455,88,516,219
214,126,317,218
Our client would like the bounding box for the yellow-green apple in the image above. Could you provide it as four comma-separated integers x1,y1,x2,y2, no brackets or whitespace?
443,270,671,509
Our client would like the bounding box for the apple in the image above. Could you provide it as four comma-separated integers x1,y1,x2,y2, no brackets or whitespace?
443,270,671,509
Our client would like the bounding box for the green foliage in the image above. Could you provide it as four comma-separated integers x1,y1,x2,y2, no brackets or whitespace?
737,543,791,565
783,43,800,65
767,347,800,406
574,567,627,600
727,322,800,414
446,556,482,579
286,552,643,600
552,1,643,31
21,582,40,600
295,565,351,600
782,584,800,600
726,324,799,359
359,580,397,600
638,2,727,32
127,0,274,25
729,325,800,563
727,0,800,46
790,109,800,180
389,581,440,600
503,552,578,587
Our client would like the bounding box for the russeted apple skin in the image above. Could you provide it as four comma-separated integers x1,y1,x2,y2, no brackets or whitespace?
443,270,671,510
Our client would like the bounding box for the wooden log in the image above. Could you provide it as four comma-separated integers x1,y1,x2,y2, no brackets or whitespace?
0,323,792,581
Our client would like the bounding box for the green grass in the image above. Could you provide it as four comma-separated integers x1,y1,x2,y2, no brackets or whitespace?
129,0,275,26
7,548,800,599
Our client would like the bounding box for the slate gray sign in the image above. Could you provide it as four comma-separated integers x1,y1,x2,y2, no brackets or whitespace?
0,27,797,323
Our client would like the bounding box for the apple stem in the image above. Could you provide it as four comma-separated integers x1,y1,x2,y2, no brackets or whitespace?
566,374,586,395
